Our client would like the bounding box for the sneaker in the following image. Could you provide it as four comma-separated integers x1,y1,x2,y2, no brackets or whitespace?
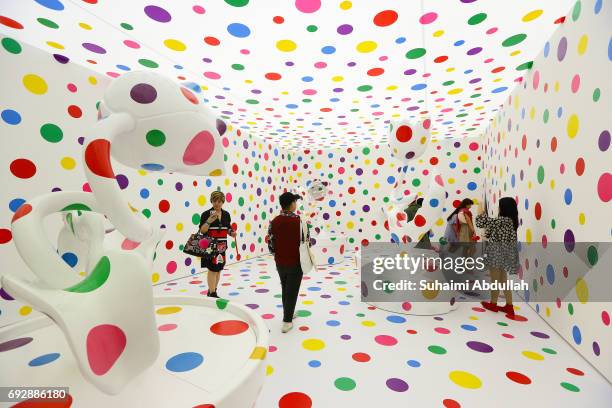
481,301,499,312
500,304,515,317
281,322,293,333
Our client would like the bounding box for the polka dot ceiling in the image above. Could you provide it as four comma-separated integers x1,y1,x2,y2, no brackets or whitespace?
1,0,575,148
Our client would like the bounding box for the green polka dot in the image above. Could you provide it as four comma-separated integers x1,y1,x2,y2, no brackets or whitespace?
502,33,527,47
138,59,159,68
120,22,133,30
587,246,598,266
474,167,481,174
142,209,152,218
542,348,557,354
61,203,91,212
246,99,259,104
428,345,446,355
216,298,229,309
468,13,487,25
571,1,581,21
40,123,64,143
362,147,370,155
443,80,455,86
231,63,245,70
306,25,318,32
36,18,59,29
537,166,545,184
225,0,249,6
551,219,556,229
543,109,549,123
65,256,110,293
357,85,372,92
405,48,426,59
2,37,22,54
296,310,311,317
302,98,312,103
191,213,200,225
146,129,166,147
568,303,574,315
334,377,356,391
561,382,580,392
157,179,164,186
238,197,245,206
497,322,508,327
516,61,533,71
412,178,421,187
592,88,600,102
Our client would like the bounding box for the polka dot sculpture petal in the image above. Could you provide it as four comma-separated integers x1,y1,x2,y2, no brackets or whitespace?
389,118,432,163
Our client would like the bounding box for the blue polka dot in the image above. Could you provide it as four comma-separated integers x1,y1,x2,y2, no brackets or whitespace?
564,188,572,205
387,176,395,184
407,359,421,367
454,40,465,46
387,315,406,323
9,198,26,212
116,64,130,71
543,42,550,57
467,181,477,191
61,252,78,268
140,188,150,199
321,46,336,54
329,200,336,207
308,360,321,367
594,0,602,14
286,104,298,109
205,179,212,187
327,256,335,264
608,36,612,62
492,86,508,93
302,76,313,82
546,264,555,284
227,23,251,38
307,286,321,291
34,0,64,11
572,326,582,345
1,109,21,125
165,352,204,372
326,320,340,326
411,83,427,91
395,37,406,44
461,324,477,331
141,163,165,171
29,353,60,366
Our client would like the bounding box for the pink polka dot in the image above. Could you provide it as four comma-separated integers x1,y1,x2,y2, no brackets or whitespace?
602,311,610,326
571,74,580,93
166,261,177,274
434,327,450,334
86,324,126,375
419,12,438,24
303,89,317,95
121,238,140,250
375,335,398,346
295,0,321,13
123,40,140,49
486,27,498,34
204,71,221,80
193,5,205,14
261,313,275,319
183,131,215,165
314,61,327,69
67,83,77,92
598,173,612,202
532,70,540,90
226,192,233,202
401,302,412,311
158,324,177,331
240,49,250,55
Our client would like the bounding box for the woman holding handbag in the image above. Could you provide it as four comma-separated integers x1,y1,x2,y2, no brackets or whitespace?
199,191,235,298
267,192,312,333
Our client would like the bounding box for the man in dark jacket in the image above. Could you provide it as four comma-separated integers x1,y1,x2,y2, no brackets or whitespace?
267,192,309,333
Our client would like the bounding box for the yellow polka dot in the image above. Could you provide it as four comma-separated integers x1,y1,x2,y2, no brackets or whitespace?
510,50,521,56
577,35,588,55
23,74,48,95
433,30,444,37
576,278,588,303
422,288,439,299
459,153,468,162
361,320,376,327
276,40,297,52
526,229,532,243
545,307,551,317
449,370,482,389
302,338,325,351
347,221,354,229
46,41,64,49
567,114,579,138
137,169,147,176
302,300,314,305
210,169,223,176
88,76,98,85
447,178,455,185
176,223,184,232
164,38,186,51
314,162,322,169
266,365,274,376
522,350,544,360
578,213,585,225
550,180,555,189
339,1,352,10
386,85,397,91
522,9,543,22
19,306,32,316
448,88,463,95
245,223,252,232
156,306,182,315
61,157,76,170
356,41,377,53
151,273,159,283
79,22,92,30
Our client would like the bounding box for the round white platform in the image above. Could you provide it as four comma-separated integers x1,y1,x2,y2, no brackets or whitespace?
0,296,269,408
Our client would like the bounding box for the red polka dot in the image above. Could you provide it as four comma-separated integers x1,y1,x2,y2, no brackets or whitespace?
0,15,24,29
68,105,82,118
373,10,398,27
193,404,215,408
181,87,199,104
534,202,542,220
265,72,281,80
352,352,371,362
367,68,384,76
443,399,461,408
575,158,585,176
566,367,584,376
11,394,73,408
279,392,312,408
204,36,220,46
10,158,36,179
434,55,448,63
210,320,249,336
506,371,532,384
414,214,426,227
273,16,284,24
12,203,32,223
430,157,439,165
0,228,12,244
159,200,170,213
395,125,412,142
84,139,115,178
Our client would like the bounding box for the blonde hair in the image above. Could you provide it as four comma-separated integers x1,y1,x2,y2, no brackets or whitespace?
210,191,225,203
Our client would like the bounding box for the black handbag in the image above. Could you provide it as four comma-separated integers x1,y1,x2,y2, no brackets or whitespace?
183,232,212,258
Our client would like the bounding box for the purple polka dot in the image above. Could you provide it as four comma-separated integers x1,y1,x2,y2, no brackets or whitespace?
0,287,14,300
557,37,568,61
245,304,259,309
340,334,351,340
116,174,129,190
337,24,353,35
564,229,575,251
82,43,106,54
386,378,409,392
53,54,69,64
144,5,171,22
467,47,482,56
217,119,227,136
255,288,269,293
0,337,33,352
599,130,610,151
530,331,550,339
466,341,494,353
130,83,157,104
404,69,417,75
593,341,600,356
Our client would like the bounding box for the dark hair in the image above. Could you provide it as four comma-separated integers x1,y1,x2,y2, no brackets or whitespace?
499,197,519,230
447,198,474,221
